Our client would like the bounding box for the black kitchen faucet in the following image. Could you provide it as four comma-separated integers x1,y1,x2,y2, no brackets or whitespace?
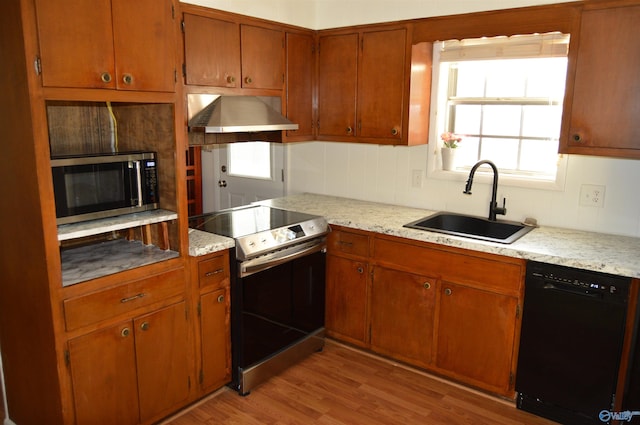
463,159,507,221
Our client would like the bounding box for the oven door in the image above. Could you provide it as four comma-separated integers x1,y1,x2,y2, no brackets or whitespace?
231,243,325,389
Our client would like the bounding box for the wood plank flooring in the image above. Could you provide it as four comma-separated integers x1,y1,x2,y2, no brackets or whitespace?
161,341,558,425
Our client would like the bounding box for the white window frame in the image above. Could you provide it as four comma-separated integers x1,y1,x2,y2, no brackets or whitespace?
426,33,569,191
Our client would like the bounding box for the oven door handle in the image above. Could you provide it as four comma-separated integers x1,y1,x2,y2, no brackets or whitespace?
240,241,326,277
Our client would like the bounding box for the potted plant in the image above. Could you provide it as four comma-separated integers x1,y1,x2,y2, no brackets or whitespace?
440,132,462,170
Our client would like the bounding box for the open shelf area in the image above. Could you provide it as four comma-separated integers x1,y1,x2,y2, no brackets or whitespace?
60,238,179,286
57,209,178,241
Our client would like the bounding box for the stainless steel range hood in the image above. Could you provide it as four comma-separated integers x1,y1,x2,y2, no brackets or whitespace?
187,94,298,144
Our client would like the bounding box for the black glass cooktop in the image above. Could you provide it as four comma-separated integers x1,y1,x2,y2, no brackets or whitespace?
188,205,321,239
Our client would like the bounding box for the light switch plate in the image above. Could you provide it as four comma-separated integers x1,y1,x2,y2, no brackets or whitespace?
411,169,423,188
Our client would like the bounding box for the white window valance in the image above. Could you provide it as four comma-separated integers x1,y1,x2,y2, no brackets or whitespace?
438,32,570,62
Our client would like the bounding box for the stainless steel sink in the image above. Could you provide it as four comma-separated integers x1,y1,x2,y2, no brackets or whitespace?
404,212,534,244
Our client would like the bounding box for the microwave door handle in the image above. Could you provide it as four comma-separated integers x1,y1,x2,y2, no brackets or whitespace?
134,160,143,207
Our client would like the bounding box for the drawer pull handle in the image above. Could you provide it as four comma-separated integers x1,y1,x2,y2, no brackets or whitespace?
120,293,145,303
205,269,224,277
339,241,353,246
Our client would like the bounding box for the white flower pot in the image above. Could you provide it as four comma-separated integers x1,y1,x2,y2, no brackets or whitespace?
441,147,456,171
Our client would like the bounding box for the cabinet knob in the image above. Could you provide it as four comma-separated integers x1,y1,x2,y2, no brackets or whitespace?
423,282,431,290
346,126,353,135
244,76,253,84
217,294,225,303
100,72,112,83
356,266,364,274
391,128,399,136
226,75,235,84
140,321,150,331
572,133,582,143
121,327,130,337
122,73,134,85
444,288,452,296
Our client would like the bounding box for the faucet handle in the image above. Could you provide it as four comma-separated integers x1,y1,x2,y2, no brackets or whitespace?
496,197,507,216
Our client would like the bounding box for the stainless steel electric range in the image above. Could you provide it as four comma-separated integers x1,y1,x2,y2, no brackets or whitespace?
189,204,329,395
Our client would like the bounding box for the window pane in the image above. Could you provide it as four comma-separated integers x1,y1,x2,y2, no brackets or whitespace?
526,58,568,98
455,137,480,167
454,64,485,97
482,106,522,136
485,61,526,97
522,105,562,138
228,142,272,179
480,138,519,170
452,105,481,135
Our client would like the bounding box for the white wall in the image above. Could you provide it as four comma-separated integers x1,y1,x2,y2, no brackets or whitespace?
184,0,640,237
182,0,578,29
286,142,640,237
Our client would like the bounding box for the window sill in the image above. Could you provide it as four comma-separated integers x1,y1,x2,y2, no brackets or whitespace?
426,154,568,191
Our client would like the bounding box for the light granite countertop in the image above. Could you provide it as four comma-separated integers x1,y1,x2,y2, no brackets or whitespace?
188,228,235,257
253,193,640,279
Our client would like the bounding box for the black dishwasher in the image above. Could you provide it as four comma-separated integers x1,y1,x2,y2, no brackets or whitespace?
516,261,631,425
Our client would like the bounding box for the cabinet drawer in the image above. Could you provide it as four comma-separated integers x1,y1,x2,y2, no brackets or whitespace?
64,268,185,331
328,228,370,258
198,254,229,289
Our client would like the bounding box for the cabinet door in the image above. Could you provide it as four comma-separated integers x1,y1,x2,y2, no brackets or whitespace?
565,5,640,155
35,0,116,89
240,25,285,90
325,255,368,346
200,288,231,392
111,0,176,92
285,32,315,141
370,267,435,367
358,29,407,141
68,321,139,425
183,13,241,87
317,33,358,139
135,302,190,423
436,282,519,395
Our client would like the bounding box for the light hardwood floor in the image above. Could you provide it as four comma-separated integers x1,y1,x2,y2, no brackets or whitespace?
162,340,558,425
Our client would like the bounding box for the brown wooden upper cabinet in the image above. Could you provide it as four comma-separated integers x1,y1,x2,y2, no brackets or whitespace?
284,31,316,141
183,12,285,90
561,2,640,158
34,0,176,92
317,27,429,145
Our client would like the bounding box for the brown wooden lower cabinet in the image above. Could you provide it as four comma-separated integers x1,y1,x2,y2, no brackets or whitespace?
370,266,436,368
191,250,232,395
436,282,519,395
68,301,190,425
325,225,525,398
326,255,369,347
200,287,231,392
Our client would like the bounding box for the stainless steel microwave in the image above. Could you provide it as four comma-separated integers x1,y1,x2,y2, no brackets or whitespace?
51,152,159,225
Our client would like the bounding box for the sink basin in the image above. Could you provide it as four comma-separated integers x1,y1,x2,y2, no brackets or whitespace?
404,212,534,244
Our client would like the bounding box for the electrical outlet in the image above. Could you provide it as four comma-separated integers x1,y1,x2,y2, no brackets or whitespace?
411,169,423,188
579,184,605,207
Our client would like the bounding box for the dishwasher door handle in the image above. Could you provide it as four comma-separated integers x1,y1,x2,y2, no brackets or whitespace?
542,282,603,299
